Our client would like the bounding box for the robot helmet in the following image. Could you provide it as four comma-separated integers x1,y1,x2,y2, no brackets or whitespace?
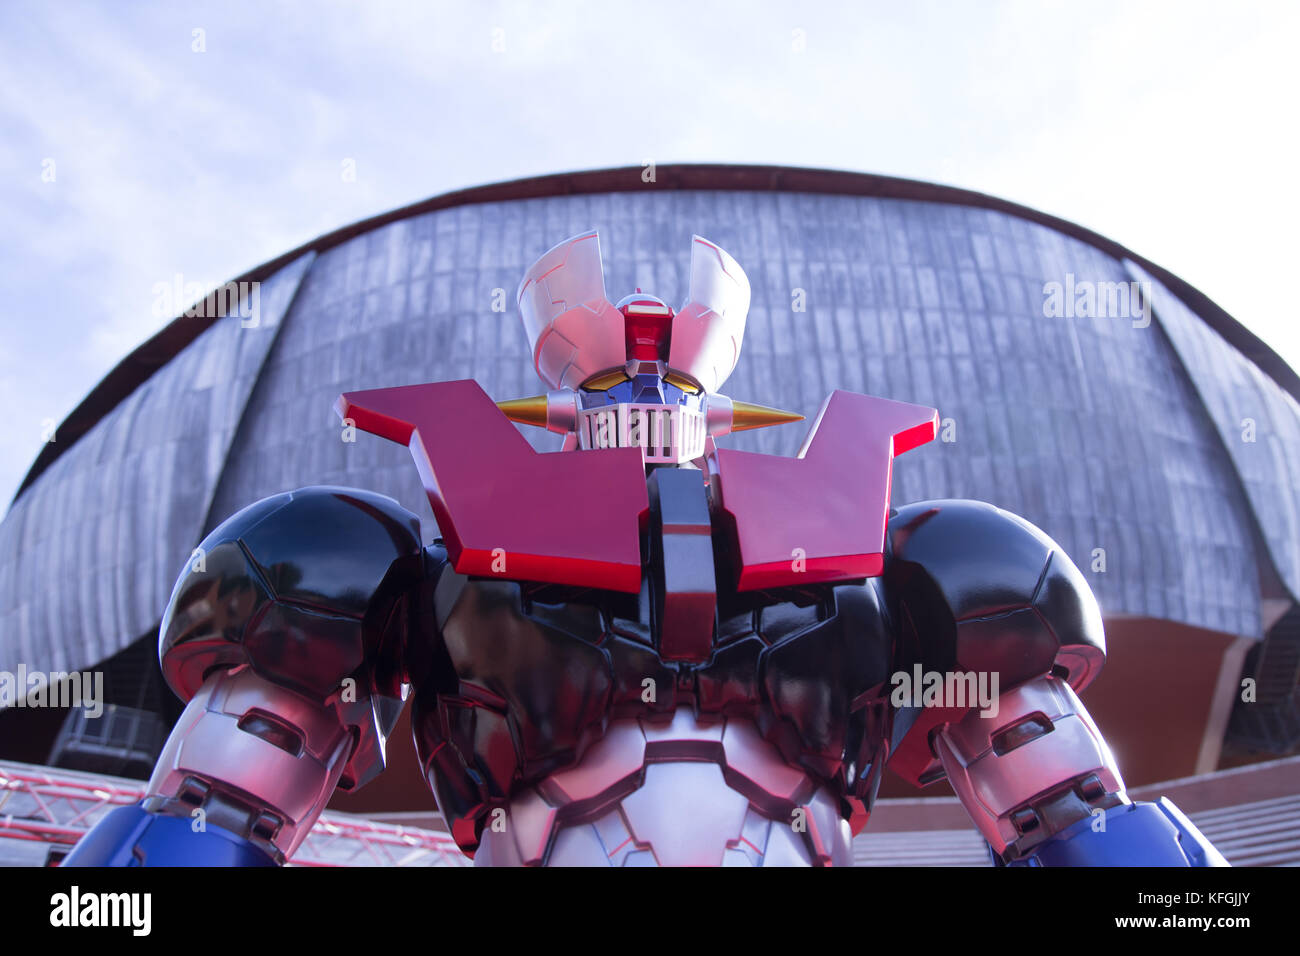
500,231,800,465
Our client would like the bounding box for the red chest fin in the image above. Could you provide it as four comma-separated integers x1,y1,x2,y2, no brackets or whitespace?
336,380,648,593
713,390,938,591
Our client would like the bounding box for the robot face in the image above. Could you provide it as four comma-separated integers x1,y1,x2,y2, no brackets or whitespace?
575,361,708,465
568,292,709,465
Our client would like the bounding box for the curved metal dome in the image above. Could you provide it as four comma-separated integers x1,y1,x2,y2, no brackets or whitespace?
2,165,1297,731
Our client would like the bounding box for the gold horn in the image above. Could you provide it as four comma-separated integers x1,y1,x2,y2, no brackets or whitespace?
730,401,804,432
496,395,549,428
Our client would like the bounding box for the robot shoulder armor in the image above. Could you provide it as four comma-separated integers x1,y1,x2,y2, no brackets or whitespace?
885,499,1105,690
160,485,425,702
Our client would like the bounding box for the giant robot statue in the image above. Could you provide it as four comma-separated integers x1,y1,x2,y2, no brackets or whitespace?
65,232,1226,867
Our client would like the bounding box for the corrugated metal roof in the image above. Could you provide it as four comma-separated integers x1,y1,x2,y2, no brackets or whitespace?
0,254,314,677
1130,260,1300,604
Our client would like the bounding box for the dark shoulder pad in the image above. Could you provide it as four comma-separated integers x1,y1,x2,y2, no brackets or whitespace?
885,499,1105,692
159,486,424,788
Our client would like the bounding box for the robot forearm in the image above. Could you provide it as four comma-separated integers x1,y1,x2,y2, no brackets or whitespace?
144,665,354,861
934,675,1226,866
933,675,1125,858
63,666,353,866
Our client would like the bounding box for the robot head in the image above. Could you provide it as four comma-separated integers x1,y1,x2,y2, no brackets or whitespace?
571,290,710,464
498,231,800,465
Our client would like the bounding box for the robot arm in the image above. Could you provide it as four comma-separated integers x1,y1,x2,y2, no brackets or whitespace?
63,486,425,866
931,674,1225,865
885,499,1227,867
65,666,357,866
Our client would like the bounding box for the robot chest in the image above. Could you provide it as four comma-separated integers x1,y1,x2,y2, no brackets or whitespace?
428,565,897,784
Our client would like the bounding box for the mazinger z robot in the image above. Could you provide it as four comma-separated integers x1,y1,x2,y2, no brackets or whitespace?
66,231,1226,867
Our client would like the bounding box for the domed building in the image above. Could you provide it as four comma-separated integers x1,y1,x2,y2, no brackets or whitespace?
1,165,1297,863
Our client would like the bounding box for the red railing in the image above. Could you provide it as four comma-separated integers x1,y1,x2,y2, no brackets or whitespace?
0,761,468,867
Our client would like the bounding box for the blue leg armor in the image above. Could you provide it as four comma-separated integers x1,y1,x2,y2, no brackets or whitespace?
60,802,278,867
1005,798,1229,867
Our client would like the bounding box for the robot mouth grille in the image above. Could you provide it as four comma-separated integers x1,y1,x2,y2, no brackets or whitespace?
577,403,707,464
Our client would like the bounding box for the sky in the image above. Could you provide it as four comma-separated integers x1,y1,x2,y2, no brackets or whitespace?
0,0,1297,509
